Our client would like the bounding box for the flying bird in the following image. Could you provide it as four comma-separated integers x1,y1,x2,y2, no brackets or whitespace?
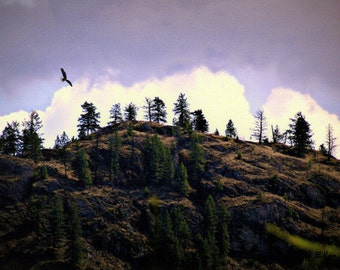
60,68,73,87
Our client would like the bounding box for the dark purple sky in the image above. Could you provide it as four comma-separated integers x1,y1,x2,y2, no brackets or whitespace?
1,0,339,116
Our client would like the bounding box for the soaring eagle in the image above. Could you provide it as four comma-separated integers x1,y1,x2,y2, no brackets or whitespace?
60,68,73,87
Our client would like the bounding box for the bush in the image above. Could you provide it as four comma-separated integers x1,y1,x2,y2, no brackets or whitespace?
236,150,242,160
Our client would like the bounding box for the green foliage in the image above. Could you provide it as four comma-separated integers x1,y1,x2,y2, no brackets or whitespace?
124,102,138,121
236,150,242,160
109,131,121,182
51,195,67,260
77,101,101,139
257,191,264,201
216,177,224,191
143,134,174,185
192,109,209,133
176,162,191,196
108,103,122,125
289,112,313,156
67,201,84,268
151,96,167,123
1,121,20,155
40,165,49,179
225,119,237,138
26,195,84,266
21,110,44,162
266,223,340,257
197,195,230,269
173,92,192,131
73,148,92,186
189,132,205,182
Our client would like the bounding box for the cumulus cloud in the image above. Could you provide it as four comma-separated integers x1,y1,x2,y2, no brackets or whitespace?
1,68,339,159
263,88,340,158
0,67,254,148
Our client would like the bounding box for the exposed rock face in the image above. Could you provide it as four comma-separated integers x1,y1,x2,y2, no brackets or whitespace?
0,123,339,269
0,156,33,206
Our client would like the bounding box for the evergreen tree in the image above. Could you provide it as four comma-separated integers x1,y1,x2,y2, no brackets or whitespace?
225,119,237,138
172,206,192,248
143,134,173,185
51,195,67,260
109,130,121,181
289,112,313,156
325,124,337,161
108,103,122,125
196,233,213,270
124,102,138,121
217,205,231,266
252,109,267,144
1,121,20,155
173,93,191,130
176,162,191,196
21,110,44,162
67,201,84,268
192,109,209,133
151,96,167,123
189,133,205,182
161,210,184,269
54,131,72,178
77,101,101,139
143,97,153,122
214,129,220,136
73,148,92,186
204,195,218,234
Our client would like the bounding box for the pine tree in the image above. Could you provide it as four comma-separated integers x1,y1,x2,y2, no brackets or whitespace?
73,148,92,186
77,101,101,139
173,93,191,130
172,206,192,248
189,133,205,182
289,112,313,156
151,97,167,123
51,195,67,260
109,130,121,181
124,102,138,121
192,109,209,133
217,205,231,266
67,201,84,268
1,121,20,155
143,134,173,185
176,162,191,196
21,110,44,162
161,210,184,269
225,119,237,138
108,103,122,125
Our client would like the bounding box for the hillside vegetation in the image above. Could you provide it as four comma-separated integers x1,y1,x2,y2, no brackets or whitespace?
0,121,339,269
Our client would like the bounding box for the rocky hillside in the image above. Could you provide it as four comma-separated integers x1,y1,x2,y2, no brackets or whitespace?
0,121,339,269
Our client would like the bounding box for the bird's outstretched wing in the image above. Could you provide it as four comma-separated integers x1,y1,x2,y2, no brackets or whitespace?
61,68,67,79
66,79,73,87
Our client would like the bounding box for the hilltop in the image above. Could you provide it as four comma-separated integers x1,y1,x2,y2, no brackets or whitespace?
0,121,339,269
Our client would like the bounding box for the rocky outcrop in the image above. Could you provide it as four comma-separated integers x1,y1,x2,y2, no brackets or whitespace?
0,156,33,206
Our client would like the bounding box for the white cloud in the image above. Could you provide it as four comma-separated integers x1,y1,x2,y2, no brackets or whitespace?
1,67,339,159
263,88,340,158
0,67,253,148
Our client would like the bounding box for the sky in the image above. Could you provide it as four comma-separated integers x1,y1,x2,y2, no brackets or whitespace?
0,0,339,157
